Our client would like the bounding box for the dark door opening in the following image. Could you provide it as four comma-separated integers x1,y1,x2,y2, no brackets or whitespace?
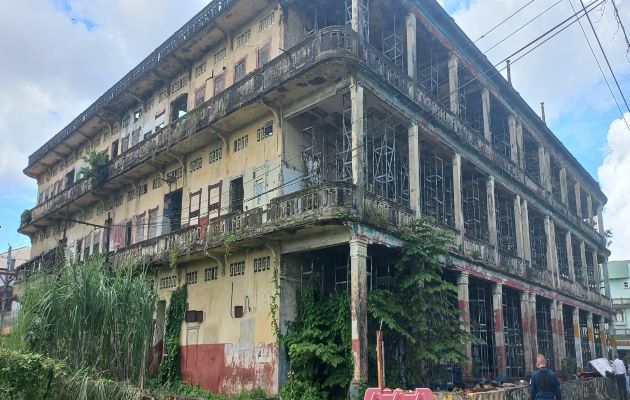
229,177,244,213
163,189,183,234
170,94,188,122
65,170,75,188
111,139,119,159
125,220,133,246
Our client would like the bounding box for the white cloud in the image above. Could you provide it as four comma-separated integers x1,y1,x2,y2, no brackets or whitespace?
0,0,207,191
598,113,630,260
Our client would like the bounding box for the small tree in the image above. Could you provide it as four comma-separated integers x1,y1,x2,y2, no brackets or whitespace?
367,217,474,387
80,150,109,185
20,209,32,226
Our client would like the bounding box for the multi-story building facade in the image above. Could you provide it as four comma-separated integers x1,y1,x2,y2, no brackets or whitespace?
608,260,630,359
18,0,613,394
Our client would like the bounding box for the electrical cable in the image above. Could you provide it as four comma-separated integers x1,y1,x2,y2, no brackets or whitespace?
473,0,540,43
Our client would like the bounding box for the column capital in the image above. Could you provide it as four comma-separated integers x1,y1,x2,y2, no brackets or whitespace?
493,282,503,295
349,239,368,258
457,271,470,285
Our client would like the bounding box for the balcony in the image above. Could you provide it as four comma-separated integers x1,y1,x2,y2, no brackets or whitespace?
21,26,605,248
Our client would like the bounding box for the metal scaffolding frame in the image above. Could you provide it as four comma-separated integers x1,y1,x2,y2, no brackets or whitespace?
563,305,576,361
495,189,517,254
567,181,578,214
419,50,441,102
579,311,591,366
463,172,489,242
345,0,369,40
551,161,562,203
523,135,540,181
461,88,483,134
572,240,584,285
556,230,570,280
303,5,328,37
585,249,596,290
503,287,525,378
371,113,398,199
594,315,603,358
529,210,547,269
336,95,354,182
301,111,336,185
382,14,404,69
421,149,454,227
536,298,554,371
469,279,496,379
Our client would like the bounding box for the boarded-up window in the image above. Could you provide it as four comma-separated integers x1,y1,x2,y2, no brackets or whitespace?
121,136,129,152
189,190,201,226
155,111,166,130
131,128,141,146
148,208,158,239
194,86,205,107
208,182,222,220
214,73,226,96
136,213,146,242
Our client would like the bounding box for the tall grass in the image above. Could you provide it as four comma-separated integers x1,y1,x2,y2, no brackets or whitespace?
9,255,156,388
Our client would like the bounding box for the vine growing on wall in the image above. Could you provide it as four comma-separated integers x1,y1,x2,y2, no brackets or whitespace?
158,285,187,385
280,281,353,400
366,217,476,387
268,256,281,343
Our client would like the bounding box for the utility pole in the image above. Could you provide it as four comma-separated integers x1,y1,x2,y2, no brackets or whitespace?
0,245,15,329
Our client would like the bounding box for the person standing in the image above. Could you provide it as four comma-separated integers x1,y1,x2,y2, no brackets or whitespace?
613,356,628,400
530,354,562,400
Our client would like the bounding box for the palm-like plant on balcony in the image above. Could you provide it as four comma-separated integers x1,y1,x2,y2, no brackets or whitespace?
80,150,110,186
20,209,32,226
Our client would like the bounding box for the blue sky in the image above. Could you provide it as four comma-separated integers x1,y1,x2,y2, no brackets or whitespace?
0,0,628,258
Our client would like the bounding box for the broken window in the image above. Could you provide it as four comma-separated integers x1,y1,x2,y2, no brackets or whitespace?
503,287,525,378
257,121,273,141
111,139,119,159
136,213,145,243
523,131,540,182
469,279,496,379
65,170,75,189
163,189,183,234
194,86,205,107
257,43,271,68
155,111,166,130
579,311,591,367
563,305,576,361
462,170,489,242
208,182,222,219
551,159,562,203
556,228,570,280
148,207,158,239
573,239,584,285
125,220,132,247
586,248,596,290
229,177,244,214
170,94,188,121
495,188,517,255
121,136,129,153
131,128,141,147
189,190,201,226
214,73,226,96
234,58,246,83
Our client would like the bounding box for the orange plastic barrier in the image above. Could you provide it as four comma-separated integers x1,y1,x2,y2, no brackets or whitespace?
364,388,434,400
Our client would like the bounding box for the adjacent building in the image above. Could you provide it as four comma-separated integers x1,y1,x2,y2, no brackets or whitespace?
608,260,630,358
18,0,613,394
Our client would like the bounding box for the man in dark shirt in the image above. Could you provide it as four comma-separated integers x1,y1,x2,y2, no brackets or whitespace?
530,354,563,400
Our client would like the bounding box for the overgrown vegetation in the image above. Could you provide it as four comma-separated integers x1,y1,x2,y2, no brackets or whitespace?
367,217,474,387
158,284,187,385
280,282,353,400
80,150,110,185
20,209,32,226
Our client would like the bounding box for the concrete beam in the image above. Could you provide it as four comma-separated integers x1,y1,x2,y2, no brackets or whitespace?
350,238,368,385
493,283,506,376
408,124,421,216
406,13,417,81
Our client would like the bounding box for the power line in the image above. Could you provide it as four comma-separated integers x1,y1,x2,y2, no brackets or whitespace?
474,0,539,43
610,0,630,60
578,0,630,117
567,0,630,131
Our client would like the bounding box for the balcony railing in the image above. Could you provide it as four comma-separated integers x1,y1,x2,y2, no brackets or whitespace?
23,26,604,248
463,234,496,265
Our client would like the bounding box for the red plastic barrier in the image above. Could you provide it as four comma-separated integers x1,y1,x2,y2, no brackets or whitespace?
364,388,434,400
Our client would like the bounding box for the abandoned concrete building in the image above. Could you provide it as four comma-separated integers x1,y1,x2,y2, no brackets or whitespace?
18,0,614,394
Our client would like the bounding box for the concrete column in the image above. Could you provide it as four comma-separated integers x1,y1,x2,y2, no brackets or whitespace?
597,205,605,235
516,120,524,168
592,251,600,294
514,195,524,259
610,321,619,358
521,199,531,263
539,147,551,192
552,301,566,371
508,116,518,165
493,283,506,376
521,291,534,373
587,194,594,228
482,88,491,142
351,80,365,214
349,239,368,385
544,216,557,286
452,153,464,244
587,312,596,361
573,308,583,370
408,124,421,216
448,54,459,115
406,13,417,81
457,272,473,376
528,292,539,366
580,241,587,288
560,168,568,206
487,177,498,252
574,183,582,218
603,257,611,298
566,232,575,281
